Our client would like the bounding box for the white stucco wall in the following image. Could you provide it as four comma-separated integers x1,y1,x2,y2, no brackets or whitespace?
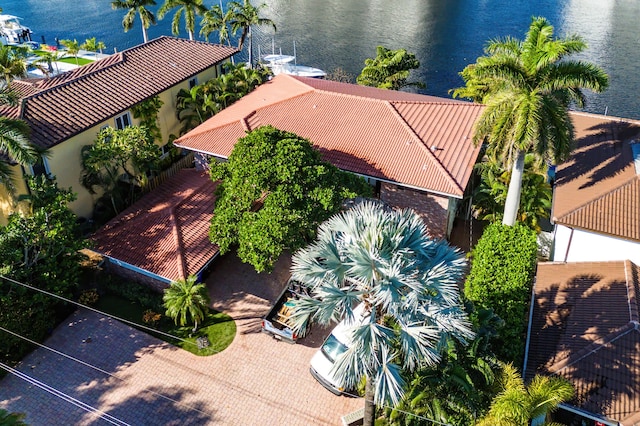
552,224,640,265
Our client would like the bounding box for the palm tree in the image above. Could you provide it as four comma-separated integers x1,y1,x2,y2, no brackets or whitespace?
452,16,608,226
0,117,40,195
288,200,473,426
477,364,574,426
81,37,105,59
60,39,81,66
158,0,207,41
0,45,27,85
96,41,107,55
356,46,425,90
111,0,157,44
227,0,276,66
0,409,28,426
163,275,210,332
200,3,232,46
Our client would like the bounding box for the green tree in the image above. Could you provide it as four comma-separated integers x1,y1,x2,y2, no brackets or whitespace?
200,4,233,46
36,49,66,76
80,126,160,215
131,95,164,142
0,408,28,425
60,39,81,66
356,46,424,90
472,153,552,232
452,16,608,226
288,201,473,426
80,37,106,59
0,117,40,196
477,364,574,426
111,0,157,44
227,0,276,66
464,223,538,365
163,275,210,332
158,0,207,41
209,126,372,273
0,44,27,84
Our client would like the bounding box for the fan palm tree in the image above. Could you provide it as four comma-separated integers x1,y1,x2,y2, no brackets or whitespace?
163,275,210,332
158,0,206,41
356,46,425,90
227,0,276,66
200,3,232,46
452,16,608,227
288,200,473,426
111,0,157,44
0,45,27,85
477,364,574,426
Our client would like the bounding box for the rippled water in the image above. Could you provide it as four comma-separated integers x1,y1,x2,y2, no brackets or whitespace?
8,0,640,118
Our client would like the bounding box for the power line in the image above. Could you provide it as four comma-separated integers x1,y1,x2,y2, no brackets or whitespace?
0,325,212,419
0,361,130,426
0,275,454,425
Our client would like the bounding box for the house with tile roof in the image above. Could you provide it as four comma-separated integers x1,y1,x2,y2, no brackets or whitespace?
91,168,219,289
174,74,485,239
0,36,237,224
524,260,640,425
552,112,640,265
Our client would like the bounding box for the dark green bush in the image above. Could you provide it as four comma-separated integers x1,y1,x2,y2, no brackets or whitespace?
100,274,164,312
464,223,537,365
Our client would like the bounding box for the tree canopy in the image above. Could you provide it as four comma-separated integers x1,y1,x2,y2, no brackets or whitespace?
356,46,424,90
209,125,372,272
452,16,608,226
111,0,157,43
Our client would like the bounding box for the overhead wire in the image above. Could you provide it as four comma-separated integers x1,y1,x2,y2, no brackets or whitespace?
1,275,454,425
0,361,130,426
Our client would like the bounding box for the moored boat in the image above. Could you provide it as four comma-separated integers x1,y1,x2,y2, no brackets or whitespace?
0,14,32,44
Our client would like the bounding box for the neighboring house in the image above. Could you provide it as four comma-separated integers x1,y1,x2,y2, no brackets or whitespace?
552,112,640,265
91,168,219,290
174,74,484,239
0,36,237,224
525,260,640,426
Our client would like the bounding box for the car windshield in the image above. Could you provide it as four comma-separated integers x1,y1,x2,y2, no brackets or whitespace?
321,334,348,362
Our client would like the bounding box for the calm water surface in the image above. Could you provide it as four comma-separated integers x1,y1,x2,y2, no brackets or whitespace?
8,0,640,119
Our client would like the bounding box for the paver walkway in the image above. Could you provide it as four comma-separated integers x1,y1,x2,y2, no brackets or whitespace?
0,253,362,425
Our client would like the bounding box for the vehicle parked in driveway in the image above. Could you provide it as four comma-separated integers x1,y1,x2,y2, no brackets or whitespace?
261,278,309,343
310,303,366,395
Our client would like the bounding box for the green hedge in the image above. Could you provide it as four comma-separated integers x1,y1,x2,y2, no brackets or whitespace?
464,223,538,365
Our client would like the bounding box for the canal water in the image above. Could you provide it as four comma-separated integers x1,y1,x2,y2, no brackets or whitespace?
8,0,640,119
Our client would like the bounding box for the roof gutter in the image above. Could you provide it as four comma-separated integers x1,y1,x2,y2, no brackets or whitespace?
522,266,538,381
101,255,173,284
557,403,618,426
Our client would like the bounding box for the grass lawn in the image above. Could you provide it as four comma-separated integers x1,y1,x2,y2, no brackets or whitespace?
96,294,236,356
57,57,93,66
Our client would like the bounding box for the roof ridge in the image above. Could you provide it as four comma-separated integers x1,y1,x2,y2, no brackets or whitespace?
548,321,640,374
386,101,463,193
626,259,640,322
553,174,639,223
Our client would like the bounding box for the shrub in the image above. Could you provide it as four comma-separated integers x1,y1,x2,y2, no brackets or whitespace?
464,223,537,365
79,288,99,306
100,274,163,312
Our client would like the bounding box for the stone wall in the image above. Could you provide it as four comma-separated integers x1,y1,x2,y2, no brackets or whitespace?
379,182,451,239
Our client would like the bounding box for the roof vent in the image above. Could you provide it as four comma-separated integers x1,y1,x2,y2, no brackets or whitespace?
632,141,640,175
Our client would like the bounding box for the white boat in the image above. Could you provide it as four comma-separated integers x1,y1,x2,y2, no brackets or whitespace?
260,42,326,79
0,15,32,44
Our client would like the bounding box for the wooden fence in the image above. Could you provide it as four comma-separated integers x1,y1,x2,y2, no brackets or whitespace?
142,152,195,195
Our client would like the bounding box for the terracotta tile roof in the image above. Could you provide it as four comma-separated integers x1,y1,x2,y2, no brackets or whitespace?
0,37,237,150
91,169,219,283
175,74,484,198
553,112,640,242
527,261,640,425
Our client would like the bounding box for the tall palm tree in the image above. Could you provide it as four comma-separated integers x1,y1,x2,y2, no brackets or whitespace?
452,16,608,226
228,0,276,66
163,275,210,332
477,364,574,426
288,200,473,426
111,0,157,44
158,0,207,41
60,39,81,66
0,45,27,85
200,3,232,46
0,117,40,195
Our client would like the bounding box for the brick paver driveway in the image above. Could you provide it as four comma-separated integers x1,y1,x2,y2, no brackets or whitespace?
0,253,362,425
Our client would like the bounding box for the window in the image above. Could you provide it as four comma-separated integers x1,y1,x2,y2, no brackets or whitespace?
114,112,132,130
188,77,198,89
29,157,51,178
159,143,173,159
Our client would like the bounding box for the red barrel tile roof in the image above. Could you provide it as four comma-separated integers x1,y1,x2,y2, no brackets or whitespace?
528,261,640,424
175,75,484,198
1,37,237,149
553,112,640,242
91,169,219,283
